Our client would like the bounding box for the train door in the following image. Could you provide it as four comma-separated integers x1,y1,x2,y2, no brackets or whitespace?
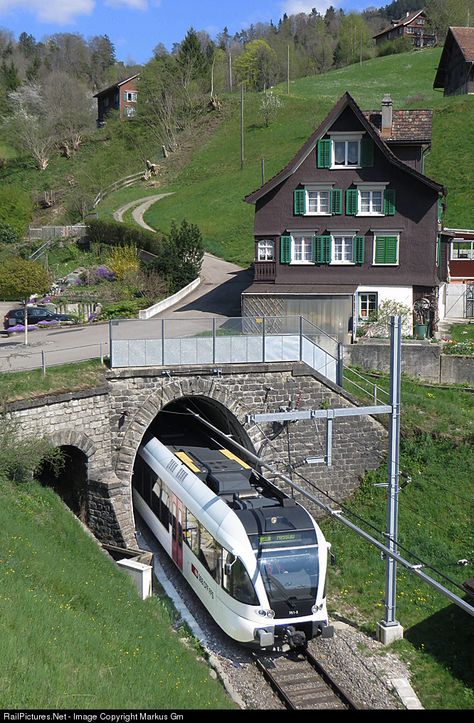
171,495,184,570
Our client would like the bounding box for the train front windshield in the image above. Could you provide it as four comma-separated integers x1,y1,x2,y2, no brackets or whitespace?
252,531,320,608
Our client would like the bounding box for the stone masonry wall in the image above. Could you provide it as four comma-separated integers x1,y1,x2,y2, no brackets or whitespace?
7,362,388,547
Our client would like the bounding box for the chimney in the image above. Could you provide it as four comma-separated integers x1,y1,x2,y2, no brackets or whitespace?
381,93,393,137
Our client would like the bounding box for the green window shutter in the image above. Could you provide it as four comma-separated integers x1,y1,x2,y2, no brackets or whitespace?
317,139,331,168
280,235,291,264
354,235,365,264
375,236,398,264
374,236,386,264
323,235,332,263
331,188,342,215
346,188,358,215
360,137,374,167
385,236,398,263
314,236,331,263
293,188,306,215
384,188,396,216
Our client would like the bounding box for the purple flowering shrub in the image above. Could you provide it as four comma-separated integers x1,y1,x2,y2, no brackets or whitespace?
5,324,39,333
90,265,115,283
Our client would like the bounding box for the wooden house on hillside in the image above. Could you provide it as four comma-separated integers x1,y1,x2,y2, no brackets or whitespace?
373,9,436,48
433,27,474,96
94,74,139,127
243,92,447,343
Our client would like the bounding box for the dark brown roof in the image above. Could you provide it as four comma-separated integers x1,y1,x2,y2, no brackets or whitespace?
373,9,425,39
450,26,474,61
242,283,357,296
434,27,474,88
363,109,432,143
93,74,140,98
244,92,444,205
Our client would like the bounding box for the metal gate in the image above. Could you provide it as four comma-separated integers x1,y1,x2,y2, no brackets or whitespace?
467,284,474,318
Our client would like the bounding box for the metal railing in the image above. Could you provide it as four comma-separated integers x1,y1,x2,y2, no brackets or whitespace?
109,315,343,385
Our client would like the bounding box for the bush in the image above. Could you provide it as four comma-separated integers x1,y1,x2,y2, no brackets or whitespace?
0,223,19,245
0,185,34,237
86,219,163,256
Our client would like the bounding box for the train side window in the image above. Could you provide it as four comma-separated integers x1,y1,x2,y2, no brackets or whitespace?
160,488,170,529
199,524,221,583
151,481,161,516
223,553,258,605
184,509,200,556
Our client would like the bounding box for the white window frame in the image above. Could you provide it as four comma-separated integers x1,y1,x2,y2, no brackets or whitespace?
451,238,474,260
124,91,138,102
358,292,378,321
257,239,275,261
330,230,357,265
372,231,400,266
357,183,387,216
329,132,363,169
290,233,314,264
305,184,332,216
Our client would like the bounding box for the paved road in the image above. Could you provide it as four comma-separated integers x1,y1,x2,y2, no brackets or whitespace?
0,253,253,372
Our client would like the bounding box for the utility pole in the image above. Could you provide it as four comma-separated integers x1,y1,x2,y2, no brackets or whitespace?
377,315,404,644
287,44,290,94
240,83,244,170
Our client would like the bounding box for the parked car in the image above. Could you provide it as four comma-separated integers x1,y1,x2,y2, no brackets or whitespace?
3,307,75,330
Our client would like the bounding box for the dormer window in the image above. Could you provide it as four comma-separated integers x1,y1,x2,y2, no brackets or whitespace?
330,132,363,168
317,134,373,169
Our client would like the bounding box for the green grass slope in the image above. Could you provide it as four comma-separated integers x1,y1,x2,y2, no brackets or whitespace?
138,47,474,266
0,478,233,709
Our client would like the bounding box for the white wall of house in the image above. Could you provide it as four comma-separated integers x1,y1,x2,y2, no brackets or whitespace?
356,285,413,334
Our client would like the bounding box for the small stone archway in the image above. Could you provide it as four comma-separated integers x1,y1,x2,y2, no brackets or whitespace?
35,431,97,523
37,445,89,522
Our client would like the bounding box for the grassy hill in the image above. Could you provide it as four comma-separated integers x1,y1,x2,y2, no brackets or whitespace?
134,47,474,266
0,475,233,709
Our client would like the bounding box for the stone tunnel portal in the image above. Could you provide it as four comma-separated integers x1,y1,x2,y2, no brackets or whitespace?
37,445,89,523
131,394,258,536
147,395,255,453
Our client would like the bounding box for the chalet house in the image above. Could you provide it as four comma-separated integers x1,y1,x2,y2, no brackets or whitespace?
373,9,436,48
433,27,474,96
93,74,139,127
439,228,474,319
243,92,446,343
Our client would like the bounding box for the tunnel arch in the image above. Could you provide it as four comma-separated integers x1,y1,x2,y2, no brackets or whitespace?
37,445,89,522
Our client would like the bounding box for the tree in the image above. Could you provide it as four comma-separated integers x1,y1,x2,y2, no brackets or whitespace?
3,84,56,170
42,72,95,157
334,13,374,67
260,90,282,127
234,39,278,91
0,257,51,345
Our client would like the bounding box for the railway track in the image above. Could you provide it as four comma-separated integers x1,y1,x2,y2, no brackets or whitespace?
254,648,359,710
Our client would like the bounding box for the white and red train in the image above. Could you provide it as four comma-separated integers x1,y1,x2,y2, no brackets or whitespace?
133,434,333,650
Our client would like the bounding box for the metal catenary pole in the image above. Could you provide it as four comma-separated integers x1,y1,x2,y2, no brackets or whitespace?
382,314,402,635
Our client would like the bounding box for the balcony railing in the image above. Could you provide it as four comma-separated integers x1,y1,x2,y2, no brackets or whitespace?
254,261,276,281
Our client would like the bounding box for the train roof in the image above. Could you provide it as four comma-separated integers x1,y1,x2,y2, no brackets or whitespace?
234,499,315,538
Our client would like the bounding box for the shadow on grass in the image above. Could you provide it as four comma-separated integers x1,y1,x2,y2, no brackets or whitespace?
404,599,474,689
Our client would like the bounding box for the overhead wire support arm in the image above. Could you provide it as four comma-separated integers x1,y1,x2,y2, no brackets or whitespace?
185,405,474,619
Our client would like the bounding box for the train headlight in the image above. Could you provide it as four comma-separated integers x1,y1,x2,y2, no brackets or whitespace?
312,603,324,613
258,609,275,618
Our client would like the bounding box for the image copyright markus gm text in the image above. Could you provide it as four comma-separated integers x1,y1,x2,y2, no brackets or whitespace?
3,714,186,722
